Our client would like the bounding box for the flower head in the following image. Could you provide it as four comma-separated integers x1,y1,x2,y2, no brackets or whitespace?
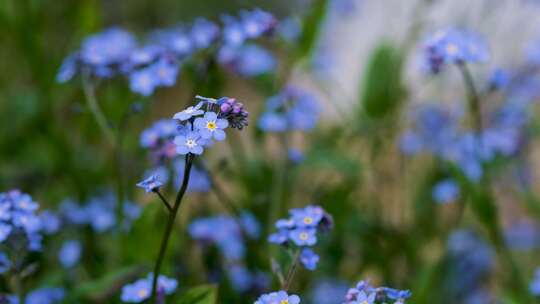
255,291,301,304
432,179,460,204
300,248,320,271
174,131,205,155
59,240,82,268
136,175,164,193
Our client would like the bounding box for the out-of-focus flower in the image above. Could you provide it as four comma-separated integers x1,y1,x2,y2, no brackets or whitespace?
309,279,349,304
39,211,61,235
136,175,164,193
121,273,177,303
0,190,44,251
530,268,540,296
0,252,11,274
505,220,540,250
421,28,489,74
344,280,411,304
25,288,65,304
254,291,301,304
258,87,320,133
432,179,460,204
59,240,82,268
190,18,220,49
300,248,320,270
218,44,276,76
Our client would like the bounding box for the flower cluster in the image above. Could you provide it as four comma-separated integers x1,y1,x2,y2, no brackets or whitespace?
0,190,44,251
121,273,178,303
254,290,301,304
446,230,494,300
399,101,525,182
421,28,489,74
343,280,411,304
268,205,332,270
59,193,141,233
58,9,277,95
170,96,248,156
189,213,267,292
258,87,320,133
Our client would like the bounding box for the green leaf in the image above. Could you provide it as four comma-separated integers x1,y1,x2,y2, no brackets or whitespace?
176,285,217,304
73,265,144,301
298,0,329,59
360,43,405,119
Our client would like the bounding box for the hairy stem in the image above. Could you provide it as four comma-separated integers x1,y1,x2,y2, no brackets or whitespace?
283,250,301,292
150,154,193,303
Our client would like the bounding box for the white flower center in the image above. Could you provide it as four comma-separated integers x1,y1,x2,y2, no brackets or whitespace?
186,139,197,148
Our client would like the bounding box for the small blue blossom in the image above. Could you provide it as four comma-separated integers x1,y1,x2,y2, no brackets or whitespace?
530,268,540,296
39,211,61,235
25,287,65,304
174,131,205,155
173,102,204,121
0,190,44,251
254,291,301,304
289,228,317,246
190,18,220,49
194,112,229,141
291,205,324,228
300,248,320,270
309,280,349,304
344,280,411,304
56,54,78,83
432,179,460,204
121,273,178,303
80,28,136,67
421,28,489,73
58,240,82,268
136,175,164,193
129,66,158,96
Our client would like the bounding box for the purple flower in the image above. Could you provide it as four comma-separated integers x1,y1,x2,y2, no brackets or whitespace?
136,175,164,193
59,240,82,268
289,228,317,246
174,131,205,155
194,112,229,141
173,103,204,121
300,248,320,270
255,291,301,304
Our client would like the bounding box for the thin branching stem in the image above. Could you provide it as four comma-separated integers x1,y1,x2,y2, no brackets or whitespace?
283,249,301,292
154,189,172,213
150,154,194,303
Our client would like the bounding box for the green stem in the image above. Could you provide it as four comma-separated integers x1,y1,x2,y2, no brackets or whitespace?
283,250,301,291
154,189,172,212
81,72,116,146
150,154,194,303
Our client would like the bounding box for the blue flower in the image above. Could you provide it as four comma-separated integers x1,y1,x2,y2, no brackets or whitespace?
289,228,317,246
0,223,12,242
56,54,78,83
382,287,412,302
190,18,219,49
309,279,349,304
194,112,229,141
530,268,540,296
25,288,64,304
432,179,460,204
58,240,82,268
218,44,276,77
39,211,61,235
254,291,301,304
258,112,288,132
0,252,11,274
121,273,177,303
174,131,205,155
173,103,204,121
80,28,136,67
268,229,289,245
129,67,158,96
300,248,320,270
291,205,324,228
136,175,164,193
422,28,489,73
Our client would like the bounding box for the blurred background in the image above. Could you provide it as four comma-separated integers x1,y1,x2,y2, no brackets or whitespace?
3,0,540,303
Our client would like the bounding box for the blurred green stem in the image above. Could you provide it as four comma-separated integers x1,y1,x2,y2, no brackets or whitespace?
457,64,483,135
81,72,116,146
150,154,193,303
154,189,172,212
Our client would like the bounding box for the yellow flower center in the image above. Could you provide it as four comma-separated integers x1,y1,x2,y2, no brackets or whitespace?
206,121,217,131
303,217,313,225
280,300,289,304
138,289,148,298
360,301,369,304
446,43,458,55
299,232,309,240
